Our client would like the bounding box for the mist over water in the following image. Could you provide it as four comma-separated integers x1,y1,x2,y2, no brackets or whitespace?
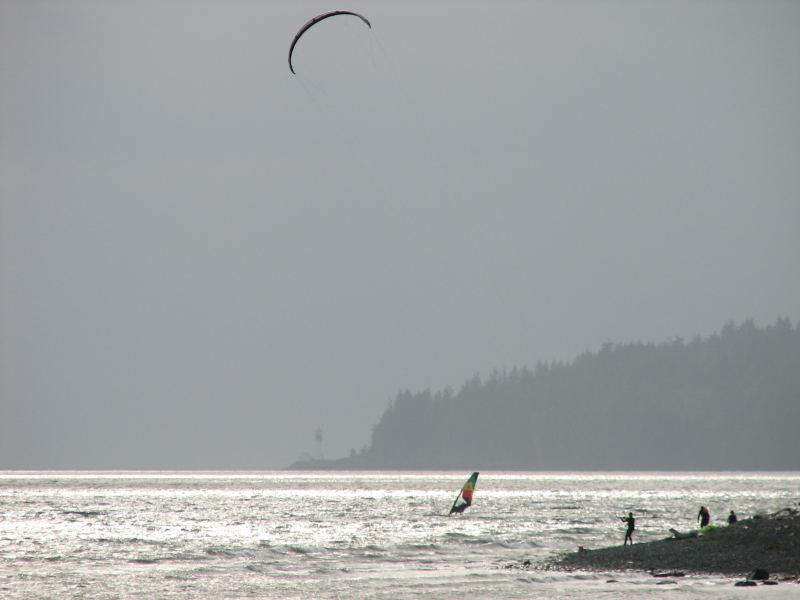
2,471,798,598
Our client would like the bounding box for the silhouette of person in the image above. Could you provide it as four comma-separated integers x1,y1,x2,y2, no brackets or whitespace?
727,510,737,525
698,506,710,528
620,512,635,545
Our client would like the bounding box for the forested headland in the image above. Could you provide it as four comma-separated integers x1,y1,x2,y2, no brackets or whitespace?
290,319,800,470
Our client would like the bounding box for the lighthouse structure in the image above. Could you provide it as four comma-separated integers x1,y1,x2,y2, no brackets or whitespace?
314,426,324,461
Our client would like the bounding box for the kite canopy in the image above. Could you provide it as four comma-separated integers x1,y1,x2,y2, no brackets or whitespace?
288,10,372,74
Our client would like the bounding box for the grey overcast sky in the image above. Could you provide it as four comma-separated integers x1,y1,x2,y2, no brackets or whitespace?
2,1,799,468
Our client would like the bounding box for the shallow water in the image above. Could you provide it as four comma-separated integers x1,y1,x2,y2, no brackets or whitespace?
1,471,798,598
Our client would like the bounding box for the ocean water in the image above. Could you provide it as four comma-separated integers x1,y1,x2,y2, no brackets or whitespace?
1,471,798,599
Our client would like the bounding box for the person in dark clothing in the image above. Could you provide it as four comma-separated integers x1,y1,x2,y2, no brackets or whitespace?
698,506,710,528
727,510,737,525
620,512,635,545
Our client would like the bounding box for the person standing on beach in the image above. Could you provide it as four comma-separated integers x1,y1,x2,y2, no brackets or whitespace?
727,510,737,525
620,512,635,545
698,506,710,528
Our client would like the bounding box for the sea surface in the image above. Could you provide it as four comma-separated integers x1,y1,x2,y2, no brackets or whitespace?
1,471,798,599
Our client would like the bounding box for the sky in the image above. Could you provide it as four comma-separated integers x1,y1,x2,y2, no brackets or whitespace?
2,0,799,469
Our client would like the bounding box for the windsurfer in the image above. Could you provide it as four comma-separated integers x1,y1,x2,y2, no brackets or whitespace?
448,472,479,516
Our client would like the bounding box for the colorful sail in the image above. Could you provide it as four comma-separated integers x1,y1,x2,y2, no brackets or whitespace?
449,472,479,515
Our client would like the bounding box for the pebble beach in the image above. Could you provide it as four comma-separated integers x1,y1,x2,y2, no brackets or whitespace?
555,509,800,579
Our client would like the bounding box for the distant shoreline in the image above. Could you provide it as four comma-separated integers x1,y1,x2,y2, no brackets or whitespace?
287,321,800,473
285,459,799,472
285,457,369,470
553,509,800,578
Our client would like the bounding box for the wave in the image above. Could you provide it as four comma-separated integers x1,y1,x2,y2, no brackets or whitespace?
364,543,385,552
164,567,214,581
444,532,498,545
129,551,209,565
61,509,105,518
96,537,170,546
245,562,269,573
260,544,313,556
551,526,597,534
205,546,249,558
397,542,442,551
129,557,160,564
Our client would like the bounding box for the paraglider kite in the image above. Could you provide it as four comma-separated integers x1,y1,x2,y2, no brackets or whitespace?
288,10,372,74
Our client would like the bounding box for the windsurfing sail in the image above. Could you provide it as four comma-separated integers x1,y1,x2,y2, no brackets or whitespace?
449,472,479,515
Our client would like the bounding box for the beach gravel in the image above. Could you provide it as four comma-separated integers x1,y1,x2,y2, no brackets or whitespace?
555,510,800,578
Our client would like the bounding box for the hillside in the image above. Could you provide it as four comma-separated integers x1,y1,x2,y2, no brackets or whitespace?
290,319,800,470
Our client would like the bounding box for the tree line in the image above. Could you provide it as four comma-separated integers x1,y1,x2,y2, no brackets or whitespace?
295,318,800,470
